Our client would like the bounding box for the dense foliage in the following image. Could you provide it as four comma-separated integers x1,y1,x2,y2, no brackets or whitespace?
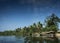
0,13,60,36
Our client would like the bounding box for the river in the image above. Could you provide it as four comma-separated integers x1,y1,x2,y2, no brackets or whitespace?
0,36,60,43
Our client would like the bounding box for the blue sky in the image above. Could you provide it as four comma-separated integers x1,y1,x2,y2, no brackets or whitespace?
0,0,60,31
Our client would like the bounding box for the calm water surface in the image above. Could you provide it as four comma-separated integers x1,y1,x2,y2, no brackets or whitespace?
0,36,60,43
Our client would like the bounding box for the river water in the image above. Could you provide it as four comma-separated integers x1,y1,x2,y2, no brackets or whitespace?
0,36,60,43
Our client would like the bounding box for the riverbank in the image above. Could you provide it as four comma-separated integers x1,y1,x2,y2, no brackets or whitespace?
56,33,60,38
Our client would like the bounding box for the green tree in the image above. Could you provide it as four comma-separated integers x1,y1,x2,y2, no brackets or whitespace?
29,25,34,33
15,28,21,35
23,26,29,36
45,13,60,32
33,23,38,32
15,28,21,32
37,22,42,33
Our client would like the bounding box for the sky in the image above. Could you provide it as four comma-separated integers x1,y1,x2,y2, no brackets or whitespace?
0,0,60,31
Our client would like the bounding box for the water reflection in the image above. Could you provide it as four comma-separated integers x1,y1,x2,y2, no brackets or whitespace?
44,37,59,43
24,36,60,43
0,36,60,43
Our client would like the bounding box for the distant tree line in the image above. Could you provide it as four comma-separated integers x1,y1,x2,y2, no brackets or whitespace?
0,13,60,36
